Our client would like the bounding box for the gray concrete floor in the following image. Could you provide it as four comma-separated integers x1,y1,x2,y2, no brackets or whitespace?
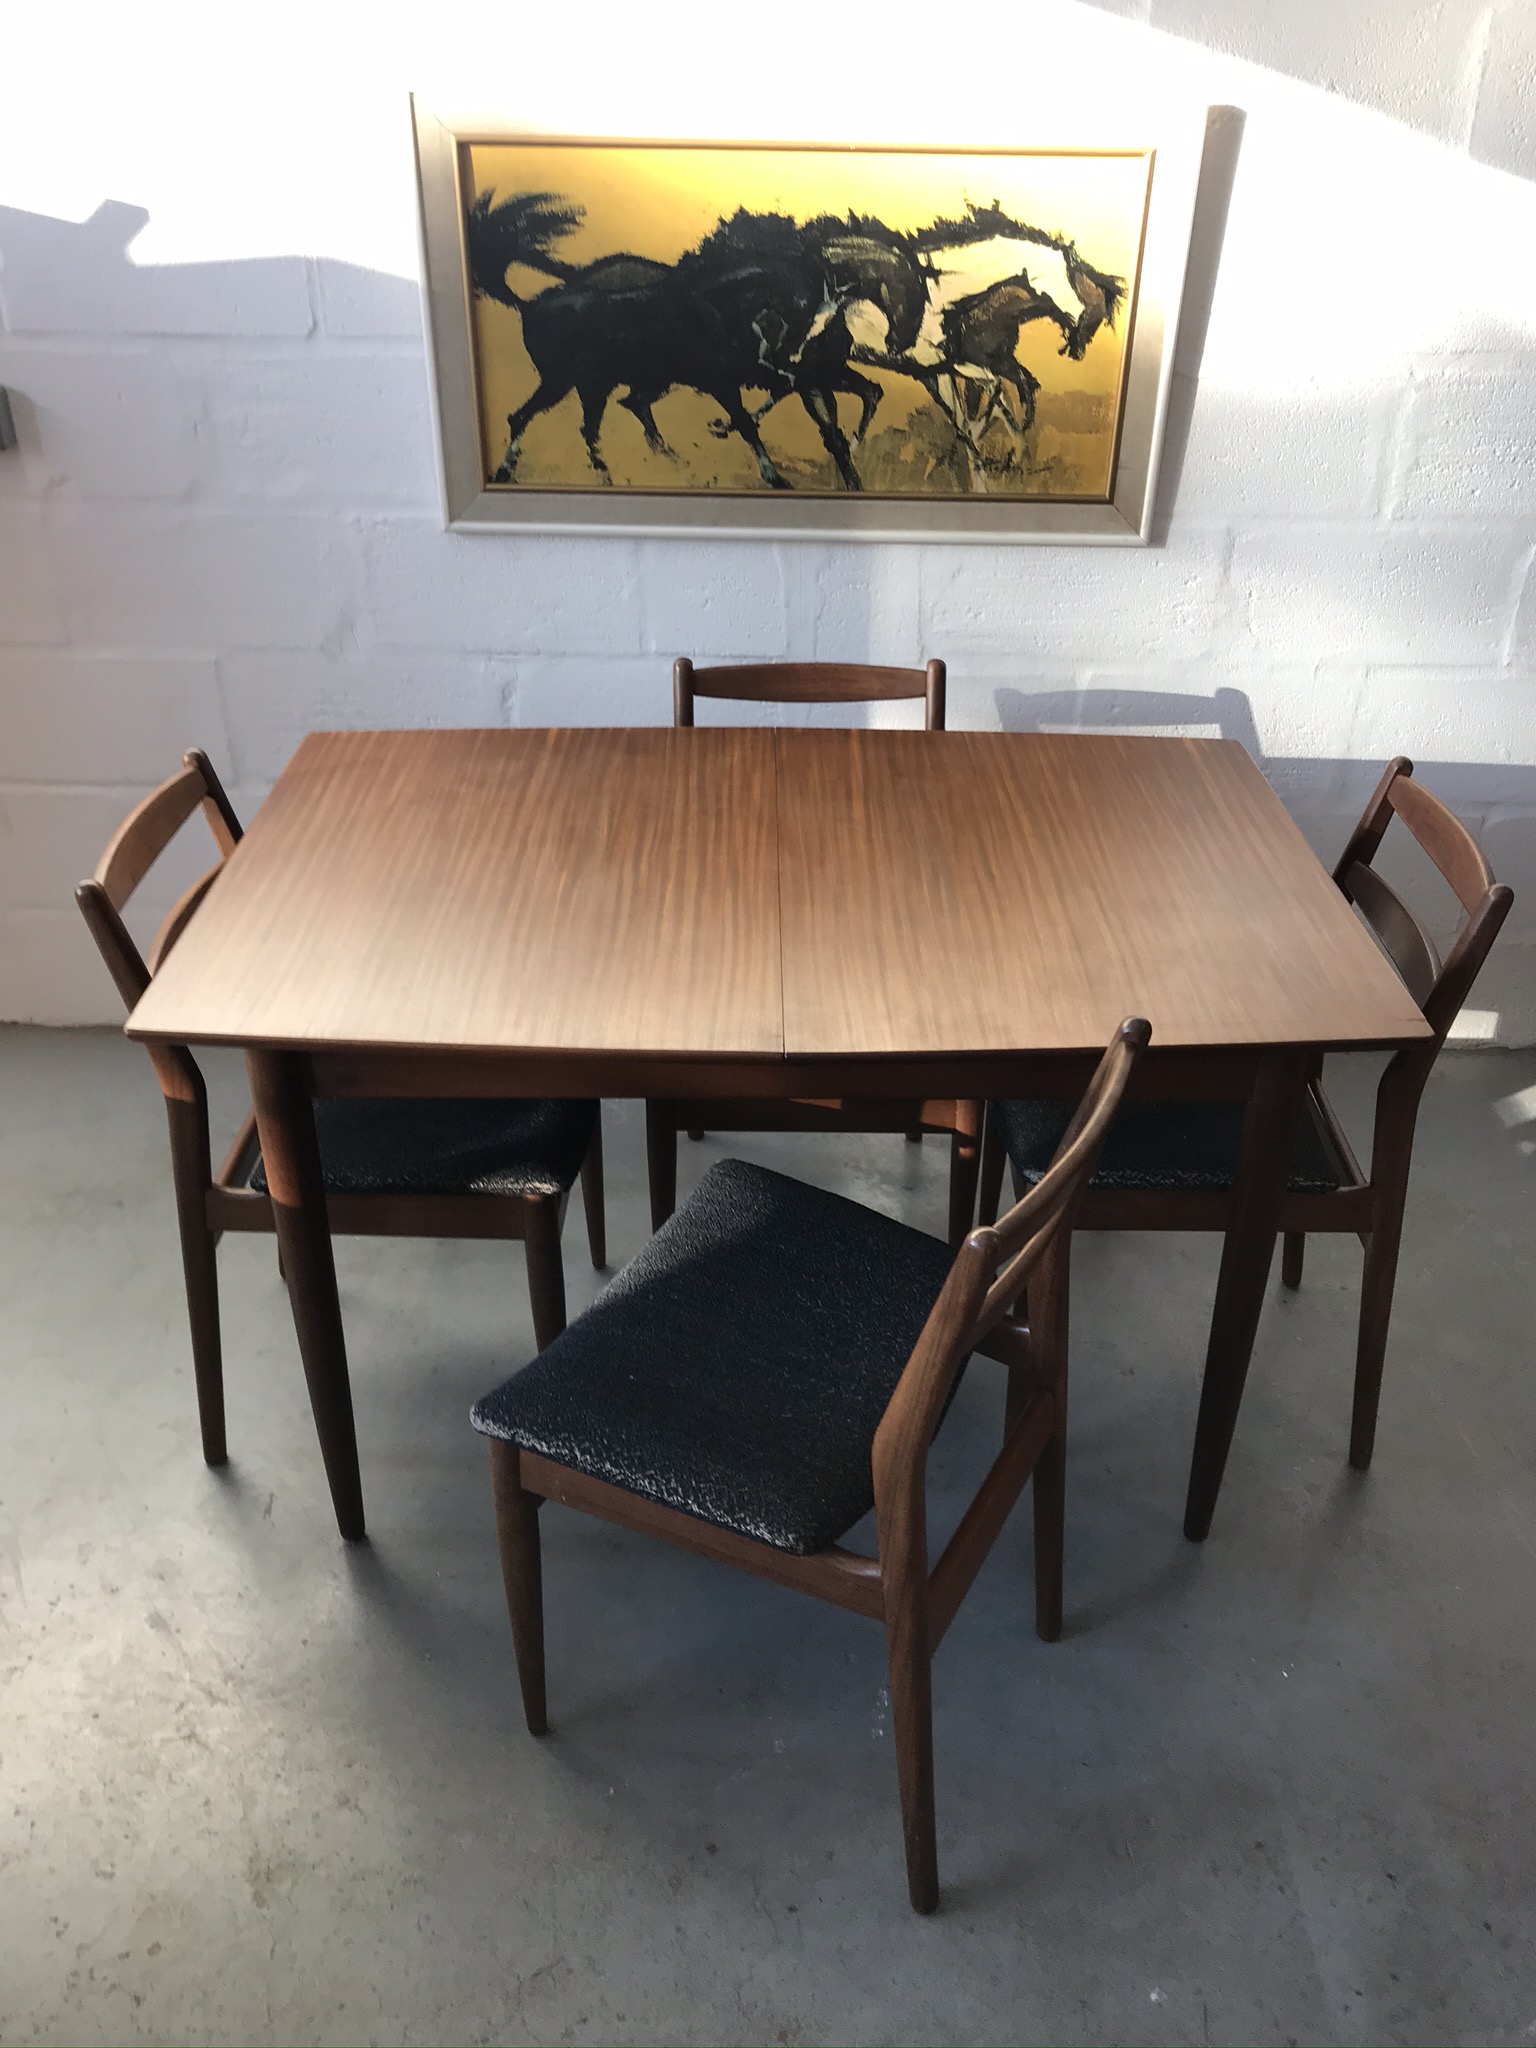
2,1026,1534,2047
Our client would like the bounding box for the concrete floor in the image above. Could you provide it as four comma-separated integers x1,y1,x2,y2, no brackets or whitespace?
2,1026,1534,2047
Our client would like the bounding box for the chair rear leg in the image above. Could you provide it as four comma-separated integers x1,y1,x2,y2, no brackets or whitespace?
947,1104,983,1247
1032,1421,1065,1644
488,1441,548,1735
645,1103,678,1233
883,1583,939,1914
905,1126,923,1144
687,1127,705,1143
523,1197,567,1351
1350,1217,1405,1470
165,1096,227,1466
977,1106,1006,1226
580,1110,607,1269
1281,1231,1305,1289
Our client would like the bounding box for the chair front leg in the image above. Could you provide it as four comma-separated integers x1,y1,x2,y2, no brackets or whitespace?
1350,1073,1421,1469
1029,1236,1070,1643
165,1093,227,1466
488,1441,548,1735
1281,1232,1305,1288
882,1563,939,1914
876,1474,939,1914
523,1196,567,1351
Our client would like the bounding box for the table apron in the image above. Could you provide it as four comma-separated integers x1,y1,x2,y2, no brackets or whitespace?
296,1044,1396,1102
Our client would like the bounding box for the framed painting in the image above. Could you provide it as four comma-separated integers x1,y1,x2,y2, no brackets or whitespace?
411,98,1206,542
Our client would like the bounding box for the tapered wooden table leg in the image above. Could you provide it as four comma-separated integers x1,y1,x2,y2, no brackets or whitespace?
248,1048,365,1541
1183,1049,1305,1543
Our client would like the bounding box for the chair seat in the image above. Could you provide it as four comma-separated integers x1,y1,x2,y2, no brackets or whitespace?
995,1093,1343,1196
250,1097,597,1200
471,1158,955,1556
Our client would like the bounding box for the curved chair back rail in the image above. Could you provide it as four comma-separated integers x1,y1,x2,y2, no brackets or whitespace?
75,748,242,1103
478,1017,1148,1913
673,656,946,729
1334,756,1512,1051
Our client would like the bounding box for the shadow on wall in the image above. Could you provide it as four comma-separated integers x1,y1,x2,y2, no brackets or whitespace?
1071,0,1535,186
0,199,421,344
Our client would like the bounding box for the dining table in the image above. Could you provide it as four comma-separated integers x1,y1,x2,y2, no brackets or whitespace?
125,725,1432,1545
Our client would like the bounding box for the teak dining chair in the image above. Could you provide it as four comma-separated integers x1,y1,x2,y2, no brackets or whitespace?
979,759,1513,1470
474,1018,1149,1913
76,749,606,1469
650,657,984,1243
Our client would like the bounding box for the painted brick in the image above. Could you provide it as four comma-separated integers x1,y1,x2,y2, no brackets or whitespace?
639,540,789,658
1478,810,1536,937
1230,527,1528,666
0,655,226,783
217,652,512,783
0,350,197,500
55,510,360,651
1148,0,1488,145
511,657,670,728
1470,0,1536,181
313,260,425,341
0,786,215,915
191,357,437,508
920,531,1226,663
359,522,644,654
795,546,925,666
1348,669,1536,788
1073,664,1326,764
1174,375,1394,518
0,507,65,645
0,911,120,1025
0,202,314,339
1394,366,1536,519
1465,938,1536,1045
1506,554,1536,666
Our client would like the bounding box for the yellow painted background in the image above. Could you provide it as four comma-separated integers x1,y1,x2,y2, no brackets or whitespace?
465,141,1151,498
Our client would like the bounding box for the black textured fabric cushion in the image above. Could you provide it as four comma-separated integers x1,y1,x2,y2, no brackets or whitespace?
471,1158,955,1555
250,1097,597,1199
995,1095,1342,1195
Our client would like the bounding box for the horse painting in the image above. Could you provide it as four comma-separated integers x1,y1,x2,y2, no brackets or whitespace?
461,148,1147,499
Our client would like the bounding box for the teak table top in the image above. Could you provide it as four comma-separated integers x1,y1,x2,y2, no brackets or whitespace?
127,727,1431,1063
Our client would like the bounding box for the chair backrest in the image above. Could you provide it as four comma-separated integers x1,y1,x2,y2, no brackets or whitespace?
75,749,243,1101
673,658,946,730
875,1017,1150,1475
1332,758,1513,1049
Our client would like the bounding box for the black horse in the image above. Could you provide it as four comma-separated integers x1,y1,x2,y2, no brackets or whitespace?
471,204,846,488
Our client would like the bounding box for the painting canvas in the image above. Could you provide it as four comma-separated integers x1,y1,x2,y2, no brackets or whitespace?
412,101,1204,539
459,141,1152,504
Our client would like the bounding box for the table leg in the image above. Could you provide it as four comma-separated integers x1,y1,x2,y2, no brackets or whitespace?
248,1048,365,1541
1182,1049,1306,1543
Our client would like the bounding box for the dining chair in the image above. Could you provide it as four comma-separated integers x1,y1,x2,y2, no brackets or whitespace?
650,656,984,1244
473,1018,1149,1913
76,749,606,1468
977,758,1513,1470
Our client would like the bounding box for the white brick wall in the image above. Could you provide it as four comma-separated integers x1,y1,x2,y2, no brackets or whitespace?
2,0,1533,1038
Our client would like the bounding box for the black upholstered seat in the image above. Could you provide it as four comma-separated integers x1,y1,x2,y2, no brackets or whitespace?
471,1158,955,1555
251,1097,598,1199
994,1095,1343,1195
